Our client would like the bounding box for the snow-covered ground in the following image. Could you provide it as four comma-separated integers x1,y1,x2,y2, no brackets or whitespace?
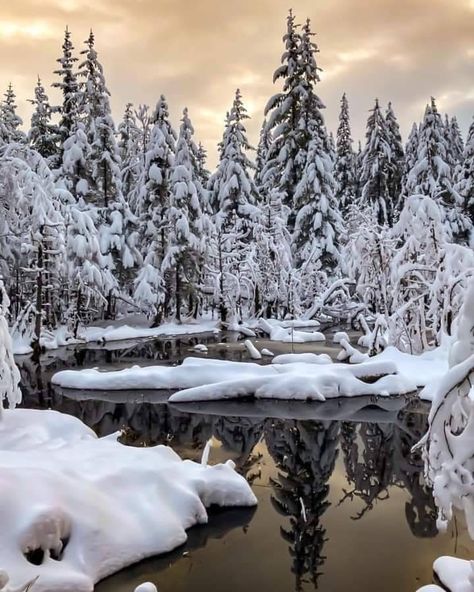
52,355,416,401
12,316,220,356
0,408,256,592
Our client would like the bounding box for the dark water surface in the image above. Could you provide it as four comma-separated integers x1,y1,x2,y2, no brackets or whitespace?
16,331,473,592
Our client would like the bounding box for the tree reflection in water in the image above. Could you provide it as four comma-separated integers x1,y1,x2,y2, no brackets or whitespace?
266,420,339,590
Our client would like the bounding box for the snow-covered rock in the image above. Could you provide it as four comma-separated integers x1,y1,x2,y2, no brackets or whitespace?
0,408,256,592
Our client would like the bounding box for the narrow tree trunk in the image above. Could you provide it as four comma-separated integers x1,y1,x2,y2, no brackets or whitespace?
32,241,44,362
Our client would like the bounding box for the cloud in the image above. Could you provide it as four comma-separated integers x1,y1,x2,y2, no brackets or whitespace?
0,0,473,165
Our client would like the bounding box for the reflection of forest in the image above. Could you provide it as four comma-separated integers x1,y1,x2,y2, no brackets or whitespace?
18,352,436,591
340,410,437,537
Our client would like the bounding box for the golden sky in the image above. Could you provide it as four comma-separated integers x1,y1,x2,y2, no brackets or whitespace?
1,0,474,165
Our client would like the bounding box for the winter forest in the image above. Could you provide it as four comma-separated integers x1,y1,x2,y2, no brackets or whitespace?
0,7,474,592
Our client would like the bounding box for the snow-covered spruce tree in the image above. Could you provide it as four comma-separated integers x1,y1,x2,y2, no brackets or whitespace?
262,10,306,229
334,93,356,223
359,99,393,226
254,118,272,192
52,27,79,158
0,84,26,144
77,31,139,313
161,108,204,322
58,120,115,334
133,96,176,324
444,114,464,170
78,30,122,209
207,89,260,322
404,98,469,242
457,118,474,228
291,20,342,305
399,122,419,210
118,103,142,204
0,281,21,418
292,104,342,277
385,102,404,222
28,77,59,162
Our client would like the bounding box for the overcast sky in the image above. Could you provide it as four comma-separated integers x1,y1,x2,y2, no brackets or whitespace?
1,0,474,165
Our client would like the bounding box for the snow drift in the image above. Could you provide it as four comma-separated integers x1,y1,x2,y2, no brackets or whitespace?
52,356,417,402
0,408,256,592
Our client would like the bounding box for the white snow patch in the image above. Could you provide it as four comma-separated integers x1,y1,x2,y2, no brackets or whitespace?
244,340,262,360
0,409,256,592
258,319,325,343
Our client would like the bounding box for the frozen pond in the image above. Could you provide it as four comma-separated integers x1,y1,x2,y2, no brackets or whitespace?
16,331,473,592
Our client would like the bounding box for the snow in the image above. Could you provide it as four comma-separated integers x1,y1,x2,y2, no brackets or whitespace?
134,584,158,592
433,557,474,592
258,318,325,343
12,317,219,356
52,355,416,402
244,339,262,360
0,408,256,592
369,345,450,399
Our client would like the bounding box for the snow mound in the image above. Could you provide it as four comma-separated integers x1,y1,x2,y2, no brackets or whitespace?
0,409,256,592
433,556,474,592
272,353,332,365
258,319,325,343
52,356,416,402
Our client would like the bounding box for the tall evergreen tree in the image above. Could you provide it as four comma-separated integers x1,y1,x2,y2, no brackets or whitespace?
162,108,204,321
133,95,176,324
404,98,468,241
0,84,25,144
78,30,122,208
334,93,356,219
207,89,260,322
28,77,59,161
457,117,474,227
53,27,79,150
359,99,393,226
262,10,306,226
385,101,404,220
208,89,259,233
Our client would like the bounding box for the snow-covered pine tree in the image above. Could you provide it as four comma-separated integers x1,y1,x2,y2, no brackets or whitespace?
0,281,21,418
334,93,356,221
53,27,79,154
28,77,59,162
359,99,393,226
292,104,342,274
133,96,176,324
118,103,142,203
292,19,342,298
162,108,204,321
385,102,404,222
207,89,260,321
78,30,122,209
446,115,464,168
457,117,474,228
209,89,259,233
262,10,305,228
58,119,116,332
0,84,26,144
404,98,469,242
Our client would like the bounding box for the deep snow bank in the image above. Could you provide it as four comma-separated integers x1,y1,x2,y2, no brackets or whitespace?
0,409,256,592
52,356,417,402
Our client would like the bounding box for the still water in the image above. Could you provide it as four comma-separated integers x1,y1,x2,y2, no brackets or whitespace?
16,332,473,592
